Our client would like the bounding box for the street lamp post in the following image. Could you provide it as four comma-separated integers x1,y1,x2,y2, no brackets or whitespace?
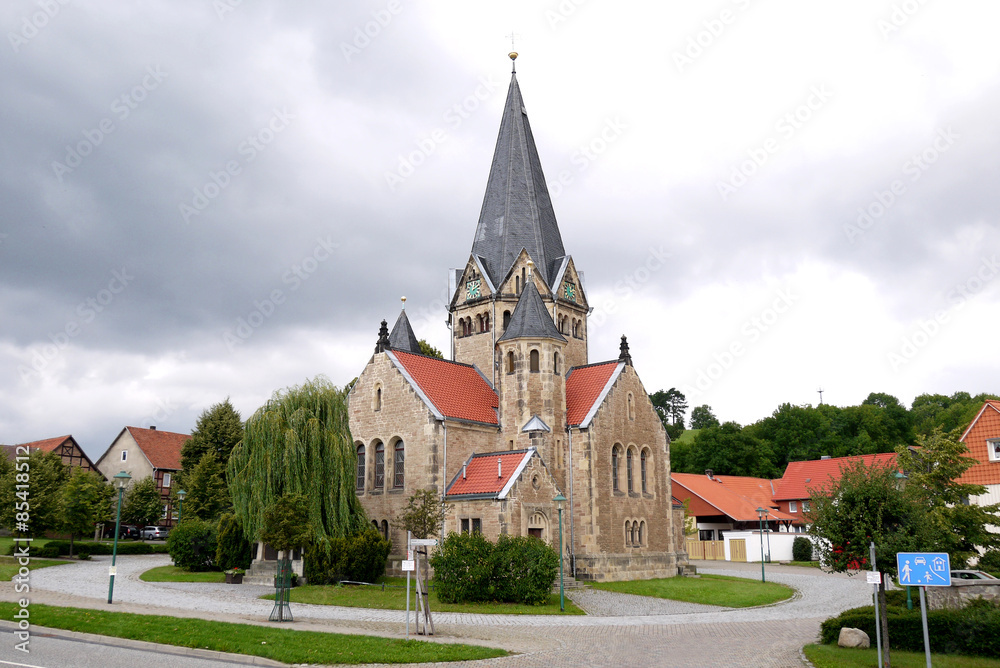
108,470,131,604
554,493,567,612
756,507,767,583
177,489,186,524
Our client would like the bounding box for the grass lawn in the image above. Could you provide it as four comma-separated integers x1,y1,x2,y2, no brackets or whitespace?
785,560,822,568
804,644,1000,668
0,602,507,664
266,577,586,615
0,555,70,580
0,536,50,555
140,565,225,583
591,573,793,607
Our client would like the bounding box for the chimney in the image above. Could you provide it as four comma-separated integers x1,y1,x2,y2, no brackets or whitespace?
149,426,157,430
498,457,502,479
820,455,831,460
462,463,467,480
705,469,713,480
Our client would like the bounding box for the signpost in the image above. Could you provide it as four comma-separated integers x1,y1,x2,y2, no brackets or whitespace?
897,552,952,668
405,534,438,638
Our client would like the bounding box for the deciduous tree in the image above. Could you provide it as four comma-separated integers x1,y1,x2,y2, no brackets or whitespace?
181,398,243,473
689,405,720,429
122,476,163,528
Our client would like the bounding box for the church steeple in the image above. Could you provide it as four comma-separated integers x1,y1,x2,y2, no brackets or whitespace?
470,68,566,288
388,305,421,354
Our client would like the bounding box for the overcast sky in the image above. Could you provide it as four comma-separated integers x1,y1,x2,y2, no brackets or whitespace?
3,1,999,462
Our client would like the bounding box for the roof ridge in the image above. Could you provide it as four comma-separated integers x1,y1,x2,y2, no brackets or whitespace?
393,349,480,369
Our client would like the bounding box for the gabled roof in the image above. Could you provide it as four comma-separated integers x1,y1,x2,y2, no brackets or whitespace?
497,281,566,342
470,72,566,287
446,448,536,500
16,435,74,453
388,350,499,425
958,400,1000,486
566,362,623,427
671,473,796,523
772,453,899,501
124,426,188,471
959,400,1000,443
388,309,421,353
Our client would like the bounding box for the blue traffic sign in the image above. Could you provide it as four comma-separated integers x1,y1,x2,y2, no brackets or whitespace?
896,552,951,587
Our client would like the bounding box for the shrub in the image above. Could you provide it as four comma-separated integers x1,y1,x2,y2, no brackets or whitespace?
821,602,1000,657
166,519,218,571
432,532,559,605
978,549,1000,575
792,536,812,562
304,528,391,585
215,514,253,571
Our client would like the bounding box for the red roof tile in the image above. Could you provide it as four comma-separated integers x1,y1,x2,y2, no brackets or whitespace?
959,401,1000,486
446,450,533,497
566,362,620,426
772,453,898,501
671,473,796,523
391,351,498,425
126,427,188,471
16,435,73,452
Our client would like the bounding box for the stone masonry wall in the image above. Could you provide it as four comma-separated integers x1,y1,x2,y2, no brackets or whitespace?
926,581,1000,610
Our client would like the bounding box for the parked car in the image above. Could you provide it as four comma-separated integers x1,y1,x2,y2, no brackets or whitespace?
102,524,140,540
141,525,170,540
951,570,997,580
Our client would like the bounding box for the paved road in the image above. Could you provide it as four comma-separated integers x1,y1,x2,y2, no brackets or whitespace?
2,557,872,667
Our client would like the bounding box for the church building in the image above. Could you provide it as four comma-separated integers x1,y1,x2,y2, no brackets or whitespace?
348,56,686,581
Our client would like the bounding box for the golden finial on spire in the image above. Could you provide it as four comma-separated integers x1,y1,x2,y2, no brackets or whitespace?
509,51,518,73
401,296,407,309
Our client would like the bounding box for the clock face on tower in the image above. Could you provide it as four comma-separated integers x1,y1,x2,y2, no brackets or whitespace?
466,279,482,300
562,281,576,302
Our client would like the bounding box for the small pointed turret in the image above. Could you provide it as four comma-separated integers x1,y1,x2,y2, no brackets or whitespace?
618,335,633,366
498,282,566,342
374,320,390,353
388,307,421,354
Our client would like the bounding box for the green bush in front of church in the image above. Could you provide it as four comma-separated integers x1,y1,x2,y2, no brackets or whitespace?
167,519,218,571
303,527,391,585
432,532,559,606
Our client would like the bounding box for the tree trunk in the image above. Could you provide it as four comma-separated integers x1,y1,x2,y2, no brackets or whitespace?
878,574,892,668
69,534,75,558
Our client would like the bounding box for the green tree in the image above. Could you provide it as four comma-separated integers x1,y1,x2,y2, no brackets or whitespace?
259,493,314,553
122,476,163,528
392,489,446,540
227,377,367,546
896,428,1000,566
59,468,114,556
215,513,253,571
181,452,230,521
650,388,688,427
418,340,443,359
689,405,720,429
808,458,930,668
181,398,243,473
686,422,779,478
0,451,68,536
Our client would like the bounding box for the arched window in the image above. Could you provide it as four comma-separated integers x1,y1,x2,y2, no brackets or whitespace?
626,449,634,493
553,352,560,375
631,522,638,546
639,521,646,547
640,449,648,494
372,520,379,530
374,442,385,489
503,310,511,329
393,441,405,488
483,313,490,332
627,393,635,420
612,445,621,492
506,350,515,374
356,444,366,491
515,275,520,294
529,349,540,373
381,520,389,542
478,314,485,332
572,320,579,338
374,385,382,412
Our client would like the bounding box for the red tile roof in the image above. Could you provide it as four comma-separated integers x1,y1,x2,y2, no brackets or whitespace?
671,472,796,523
16,435,73,452
958,401,1000,486
126,427,188,471
446,450,533,498
391,351,498,425
772,453,899,501
566,362,620,426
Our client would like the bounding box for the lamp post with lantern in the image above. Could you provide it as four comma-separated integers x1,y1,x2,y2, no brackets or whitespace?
553,493,567,611
756,507,767,583
108,470,132,604
177,489,186,524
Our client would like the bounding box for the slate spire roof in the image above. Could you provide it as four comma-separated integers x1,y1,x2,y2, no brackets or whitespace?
471,72,566,288
497,281,566,342
388,308,421,353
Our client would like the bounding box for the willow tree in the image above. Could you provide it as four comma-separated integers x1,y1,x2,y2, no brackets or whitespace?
227,377,367,546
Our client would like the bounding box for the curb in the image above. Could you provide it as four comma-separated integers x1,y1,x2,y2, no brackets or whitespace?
0,620,288,667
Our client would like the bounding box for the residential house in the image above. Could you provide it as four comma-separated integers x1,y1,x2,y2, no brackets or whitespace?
94,426,189,526
10,435,101,477
958,400,1000,509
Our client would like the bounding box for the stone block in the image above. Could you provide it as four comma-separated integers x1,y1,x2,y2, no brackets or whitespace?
838,627,870,649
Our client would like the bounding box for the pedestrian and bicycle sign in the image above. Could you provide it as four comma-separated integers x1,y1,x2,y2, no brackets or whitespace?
896,552,951,587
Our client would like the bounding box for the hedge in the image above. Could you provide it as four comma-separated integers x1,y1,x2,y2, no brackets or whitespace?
431,532,559,606
215,514,253,571
304,528,391,585
792,536,812,562
166,520,218,571
821,600,1000,657
6,541,167,558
